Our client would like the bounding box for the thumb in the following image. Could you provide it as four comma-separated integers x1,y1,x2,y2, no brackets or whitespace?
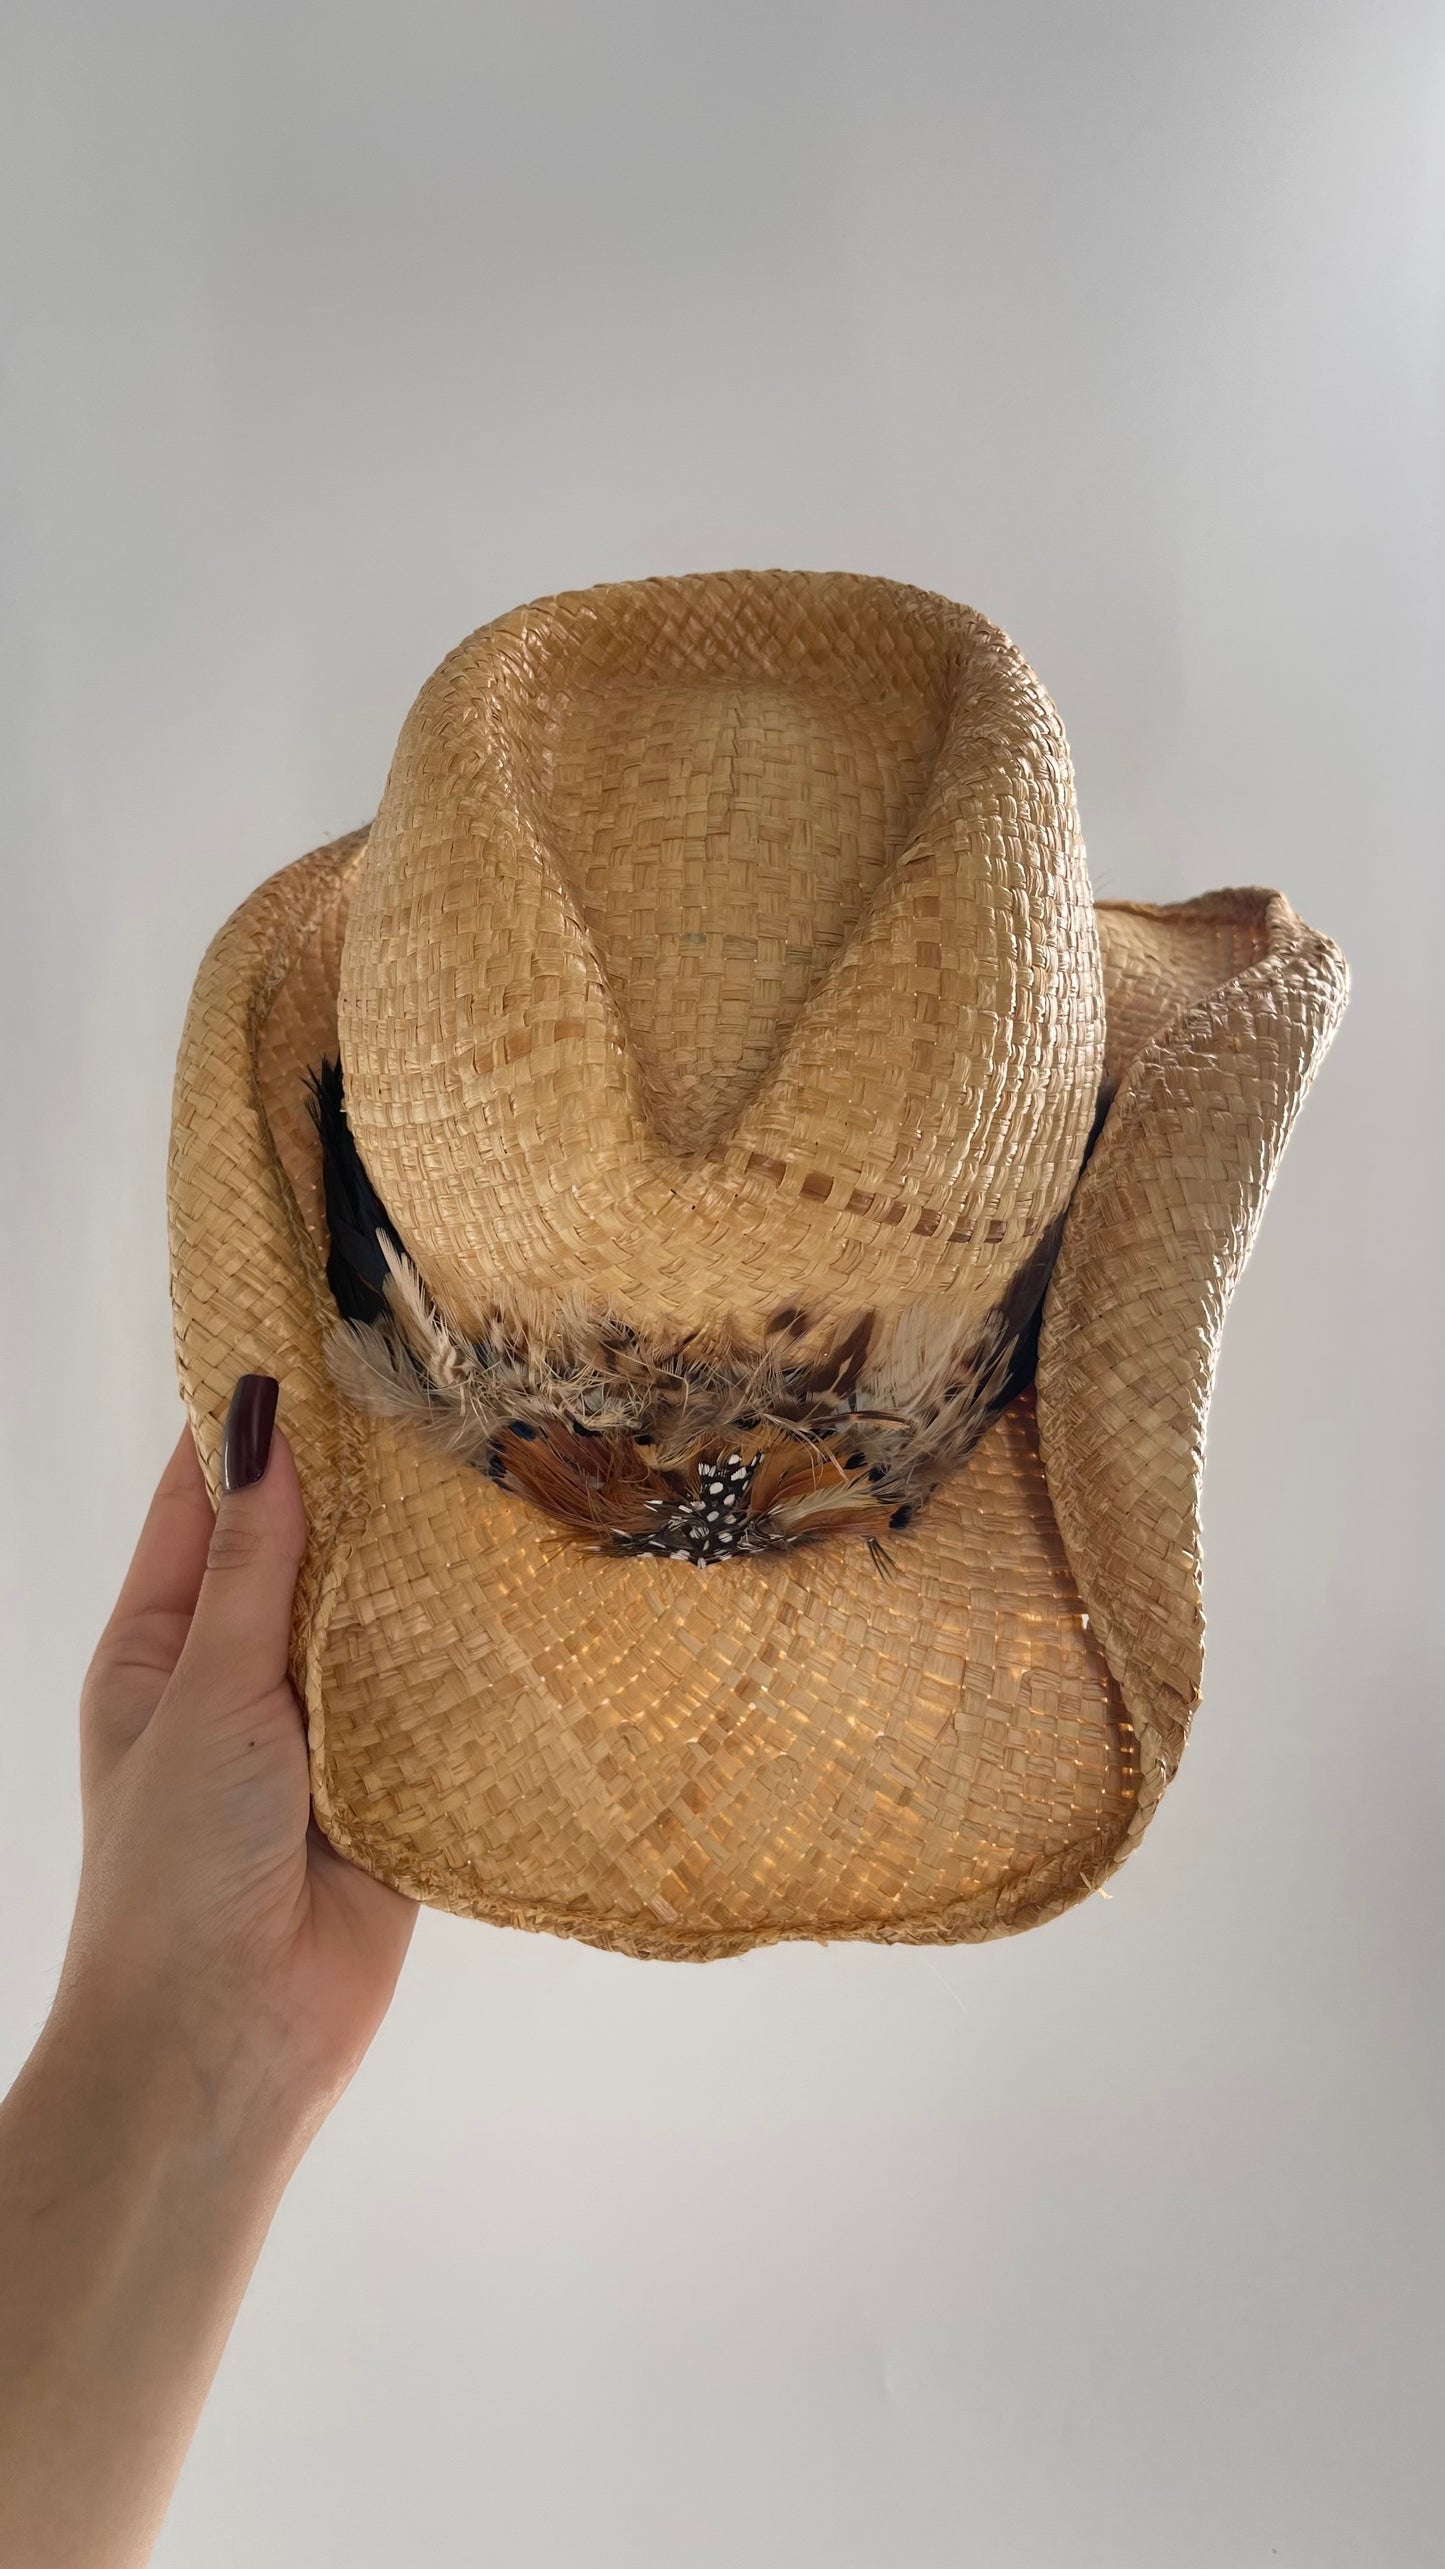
175,1375,308,1709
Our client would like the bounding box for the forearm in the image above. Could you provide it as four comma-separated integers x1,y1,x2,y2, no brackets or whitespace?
0,1980,308,2569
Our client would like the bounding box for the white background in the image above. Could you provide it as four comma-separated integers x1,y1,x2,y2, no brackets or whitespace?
2,6,1442,2564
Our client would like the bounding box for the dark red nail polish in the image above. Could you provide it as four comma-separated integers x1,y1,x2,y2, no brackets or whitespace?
221,1374,279,1493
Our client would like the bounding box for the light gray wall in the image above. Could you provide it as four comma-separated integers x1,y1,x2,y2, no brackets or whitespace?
2,6,1441,2565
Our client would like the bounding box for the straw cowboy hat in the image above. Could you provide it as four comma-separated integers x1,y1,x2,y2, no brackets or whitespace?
169,569,1347,1960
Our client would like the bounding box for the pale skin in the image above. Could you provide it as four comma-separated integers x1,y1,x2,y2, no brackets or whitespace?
0,1392,416,2569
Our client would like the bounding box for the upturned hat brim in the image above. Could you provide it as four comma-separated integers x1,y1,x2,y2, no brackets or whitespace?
169,834,1344,1959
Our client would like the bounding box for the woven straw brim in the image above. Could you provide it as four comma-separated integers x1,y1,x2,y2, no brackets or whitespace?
169,836,1344,1958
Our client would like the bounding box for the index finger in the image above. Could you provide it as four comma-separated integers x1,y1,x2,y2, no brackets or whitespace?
109,1422,215,1626
81,1425,217,1777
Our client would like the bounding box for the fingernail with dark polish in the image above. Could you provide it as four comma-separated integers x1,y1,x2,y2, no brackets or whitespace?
221,1374,279,1494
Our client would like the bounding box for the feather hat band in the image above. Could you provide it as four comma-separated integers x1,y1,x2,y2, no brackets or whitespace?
169,569,1347,1959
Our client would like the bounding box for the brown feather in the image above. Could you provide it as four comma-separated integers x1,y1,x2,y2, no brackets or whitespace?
321,1229,1060,1571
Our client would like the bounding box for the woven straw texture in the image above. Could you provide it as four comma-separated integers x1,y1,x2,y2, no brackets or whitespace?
169,571,1347,1959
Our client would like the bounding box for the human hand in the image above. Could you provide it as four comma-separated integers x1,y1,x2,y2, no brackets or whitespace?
60,1375,416,2142
0,1380,416,2568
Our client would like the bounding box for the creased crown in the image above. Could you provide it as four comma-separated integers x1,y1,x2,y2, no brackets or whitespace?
336,569,1105,1351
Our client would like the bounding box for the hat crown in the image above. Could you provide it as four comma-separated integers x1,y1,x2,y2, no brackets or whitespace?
336,569,1105,1343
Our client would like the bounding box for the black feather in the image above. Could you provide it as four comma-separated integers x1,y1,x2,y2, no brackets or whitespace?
305,1057,405,1326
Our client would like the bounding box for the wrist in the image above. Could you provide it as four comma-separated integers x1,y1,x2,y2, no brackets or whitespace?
0,1964,310,2569
38,1964,322,2186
